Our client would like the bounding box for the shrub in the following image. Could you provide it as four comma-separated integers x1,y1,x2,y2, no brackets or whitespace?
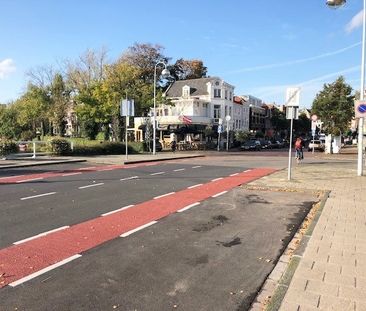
49,138,71,155
71,141,145,155
0,140,18,156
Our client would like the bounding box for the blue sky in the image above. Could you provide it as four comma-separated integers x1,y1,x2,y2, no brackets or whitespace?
0,0,364,108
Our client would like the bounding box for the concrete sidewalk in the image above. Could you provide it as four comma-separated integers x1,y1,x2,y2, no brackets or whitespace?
248,156,366,310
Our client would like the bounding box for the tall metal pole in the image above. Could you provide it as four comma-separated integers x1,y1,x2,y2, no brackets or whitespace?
226,120,229,152
358,0,366,176
125,92,128,160
287,116,294,180
153,65,157,155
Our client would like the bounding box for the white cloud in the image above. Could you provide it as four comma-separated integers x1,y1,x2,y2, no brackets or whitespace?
0,58,16,79
346,10,363,33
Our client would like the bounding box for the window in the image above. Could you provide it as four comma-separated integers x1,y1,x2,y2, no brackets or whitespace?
225,90,228,99
214,105,221,118
229,92,232,100
182,86,190,98
214,89,221,98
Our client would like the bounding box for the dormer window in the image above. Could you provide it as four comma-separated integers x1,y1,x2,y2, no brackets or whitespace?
182,85,190,98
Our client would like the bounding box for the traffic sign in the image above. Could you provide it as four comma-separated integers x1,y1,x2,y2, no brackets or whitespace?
355,100,366,118
217,125,223,133
311,114,318,122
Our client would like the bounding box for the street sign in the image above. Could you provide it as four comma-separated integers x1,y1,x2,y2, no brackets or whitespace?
355,100,366,118
311,120,317,131
311,114,318,122
120,99,135,116
285,87,300,107
286,106,299,120
225,115,231,122
217,125,223,133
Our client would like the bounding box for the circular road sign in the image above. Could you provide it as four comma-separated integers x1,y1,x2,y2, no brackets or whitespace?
225,115,231,122
311,114,318,121
357,104,366,114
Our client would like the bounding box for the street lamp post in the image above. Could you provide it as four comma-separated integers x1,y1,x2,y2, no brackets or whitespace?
153,60,170,155
327,0,365,176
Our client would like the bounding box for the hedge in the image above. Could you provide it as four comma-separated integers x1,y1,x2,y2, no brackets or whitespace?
0,140,18,156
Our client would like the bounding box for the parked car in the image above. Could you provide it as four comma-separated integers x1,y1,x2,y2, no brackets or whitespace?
240,140,261,151
308,139,324,152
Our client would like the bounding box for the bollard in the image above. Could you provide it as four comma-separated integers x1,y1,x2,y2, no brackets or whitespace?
32,142,36,158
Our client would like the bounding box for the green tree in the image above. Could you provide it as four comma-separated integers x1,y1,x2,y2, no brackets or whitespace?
0,104,22,139
294,113,311,136
270,108,287,134
312,76,354,135
234,130,250,143
49,73,70,136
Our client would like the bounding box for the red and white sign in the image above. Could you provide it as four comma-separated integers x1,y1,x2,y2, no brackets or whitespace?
311,114,318,122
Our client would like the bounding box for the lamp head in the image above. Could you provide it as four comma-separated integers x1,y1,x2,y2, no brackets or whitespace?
326,0,346,8
161,68,171,79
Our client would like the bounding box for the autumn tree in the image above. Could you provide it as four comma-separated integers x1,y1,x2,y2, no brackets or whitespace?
170,59,207,80
312,76,354,135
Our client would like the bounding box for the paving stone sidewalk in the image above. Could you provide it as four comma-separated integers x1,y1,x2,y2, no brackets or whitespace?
249,157,366,310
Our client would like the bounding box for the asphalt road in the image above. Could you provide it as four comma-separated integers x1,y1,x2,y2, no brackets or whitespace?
0,155,318,310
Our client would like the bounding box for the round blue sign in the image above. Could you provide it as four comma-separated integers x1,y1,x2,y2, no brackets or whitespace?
358,104,366,114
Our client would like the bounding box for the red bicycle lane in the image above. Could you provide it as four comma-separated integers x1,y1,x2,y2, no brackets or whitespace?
0,167,276,288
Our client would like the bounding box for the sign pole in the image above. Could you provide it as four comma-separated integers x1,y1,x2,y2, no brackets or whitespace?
288,114,294,181
217,132,220,151
125,93,128,160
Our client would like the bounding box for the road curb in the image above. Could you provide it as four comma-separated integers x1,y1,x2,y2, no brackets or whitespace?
123,154,205,164
0,159,87,169
249,189,330,311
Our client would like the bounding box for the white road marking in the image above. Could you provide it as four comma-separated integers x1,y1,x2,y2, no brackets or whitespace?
120,221,157,237
177,202,200,212
20,192,57,201
150,171,165,176
230,173,239,176
16,177,43,183
173,168,185,172
192,166,202,169
212,191,228,198
154,192,175,199
126,165,137,168
243,169,252,173
120,176,139,181
78,166,96,170
9,254,82,287
13,226,70,245
0,175,25,180
78,182,104,189
97,168,114,171
101,205,135,216
211,177,223,182
62,172,82,177
188,183,203,189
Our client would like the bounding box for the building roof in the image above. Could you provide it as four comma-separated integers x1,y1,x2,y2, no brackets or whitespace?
165,77,222,98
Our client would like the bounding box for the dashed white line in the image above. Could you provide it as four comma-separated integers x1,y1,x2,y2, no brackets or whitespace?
9,254,82,287
120,221,157,237
97,168,114,171
154,192,175,199
120,176,139,181
150,171,165,176
230,173,239,176
243,169,252,173
211,177,223,182
101,205,135,216
20,192,57,201
16,177,43,183
78,182,104,189
192,166,202,169
177,202,200,212
188,183,203,189
212,191,228,198
62,172,82,177
173,168,185,172
13,226,70,245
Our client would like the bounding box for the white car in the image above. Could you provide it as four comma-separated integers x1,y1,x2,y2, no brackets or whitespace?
308,140,324,151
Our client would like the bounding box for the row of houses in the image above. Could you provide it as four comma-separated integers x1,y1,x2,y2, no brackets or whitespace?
133,76,274,146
